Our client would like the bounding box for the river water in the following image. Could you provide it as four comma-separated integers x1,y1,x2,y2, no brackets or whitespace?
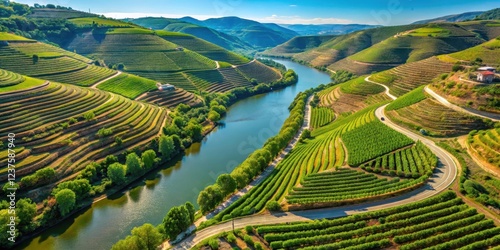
21,59,331,250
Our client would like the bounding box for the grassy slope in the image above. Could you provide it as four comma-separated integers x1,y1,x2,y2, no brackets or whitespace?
0,32,32,41
442,37,500,65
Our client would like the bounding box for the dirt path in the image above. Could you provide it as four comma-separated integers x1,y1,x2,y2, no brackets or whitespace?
162,95,314,248
90,71,122,89
365,76,397,100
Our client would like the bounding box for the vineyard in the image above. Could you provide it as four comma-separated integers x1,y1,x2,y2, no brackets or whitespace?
136,88,202,108
369,57,453,96
134,72,198,92
236,60,282,84
311,107,335,129
386,85,427,111
0,81,167,186
342,120,414,166
387,97,492,137
286,168,428,207
185,70,235,93
339,77,385,96
8,42,92,63
359,141,437,177
246,191,500,250
41,65,116,87
206,104,391,222
469,128,500,167
443,37,500,65
159,33,250,65
97,73,157,99
327,57,397,76
0,69,47,92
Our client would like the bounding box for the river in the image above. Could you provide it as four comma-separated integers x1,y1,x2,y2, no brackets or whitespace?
20,59,331,250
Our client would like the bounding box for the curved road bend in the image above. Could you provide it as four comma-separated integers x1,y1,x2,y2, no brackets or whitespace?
169,104,458,250
365,76,397,100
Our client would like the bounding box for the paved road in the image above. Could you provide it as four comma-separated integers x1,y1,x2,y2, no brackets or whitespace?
90,71,122,89
168,103,458,249
425,86,500,122
365,76,397,100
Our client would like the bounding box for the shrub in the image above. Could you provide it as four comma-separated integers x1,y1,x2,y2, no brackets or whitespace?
208,239,219,250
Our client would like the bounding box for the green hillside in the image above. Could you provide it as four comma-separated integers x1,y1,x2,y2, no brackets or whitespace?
28,8,97,19
126,17,253,53
441,37,500,65
0,68,47,92
348,23,484,65
261,35,336,57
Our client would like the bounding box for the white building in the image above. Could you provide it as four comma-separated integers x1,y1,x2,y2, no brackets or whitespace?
477,71,495,83
157,83,175,91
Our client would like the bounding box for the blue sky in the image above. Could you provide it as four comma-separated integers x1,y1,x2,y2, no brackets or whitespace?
13,0,500,25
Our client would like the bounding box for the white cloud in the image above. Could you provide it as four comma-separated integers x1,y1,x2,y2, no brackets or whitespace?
257,15,353,25
99,12,220,20
289,5,297,7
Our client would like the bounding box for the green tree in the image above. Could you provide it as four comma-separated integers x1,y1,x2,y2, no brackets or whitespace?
55,188,76,216
126,152,142,176
141,150,157,170
0,209,19,247
162,205,191,240
185,202,195,223
32,54,39,64
83,111,95,121
208,110,221,122
159,135,175,160
107,163,127,185
185,122,202,141
16,198,36,231
216,174,236,195
197,190,211,214
130,223,163,250
111,235,142,250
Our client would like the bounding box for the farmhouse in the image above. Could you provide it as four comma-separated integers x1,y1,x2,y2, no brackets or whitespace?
477,71,495,83
156,82,175,91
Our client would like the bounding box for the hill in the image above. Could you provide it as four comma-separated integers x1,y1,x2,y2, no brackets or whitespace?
412,11,484,24
261,35,336,57
279,24,380,36
179,16,299,49
476,8,500,20
28,7,97,19
124,17,253,54
440,37,500,65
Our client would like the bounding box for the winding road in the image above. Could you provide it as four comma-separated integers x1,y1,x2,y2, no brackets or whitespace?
169,102,458,249
365,76,397,100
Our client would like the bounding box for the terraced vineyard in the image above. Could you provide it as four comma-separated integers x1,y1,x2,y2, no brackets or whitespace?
250,191,500,250
387,97,492,137
0,46,88,76
286,168,428,207
359,141,437,177
342,120,414,166
386,85,427,111
469,128,500,168
41,65,117,87
136,88,202,108
97,73,157,99
0,69,47,92
311,107,335,129
442,37,500,65
369,57,453,96
8,42,92,63
317,79,390,115
218,67,254,88
159,32,250,65
236,60,281,84
0,81,167,183
185,70,235,93
327,57,397,76
209,104,387,221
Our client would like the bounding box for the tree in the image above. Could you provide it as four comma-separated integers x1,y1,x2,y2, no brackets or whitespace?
185,202,195,224
46,4,56,8
216,174,236,196
141,150,157,170
32,54,38,64
117,63,125,70
159,135,175,160
83,111,95,121
130,223,163,250
185,122,202,141
208,110,221,122
162,205,191,240
55,189,76,216
0,209,19,247
16,198,36,231
197,190,211,214
111,235,142,250
107,163,127,185
126,153,142,176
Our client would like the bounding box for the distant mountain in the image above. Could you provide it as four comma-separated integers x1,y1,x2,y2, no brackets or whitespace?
124,17,253,53
412,11,484,24
279,24,380,36
179,16,299,49
476,8,500,20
